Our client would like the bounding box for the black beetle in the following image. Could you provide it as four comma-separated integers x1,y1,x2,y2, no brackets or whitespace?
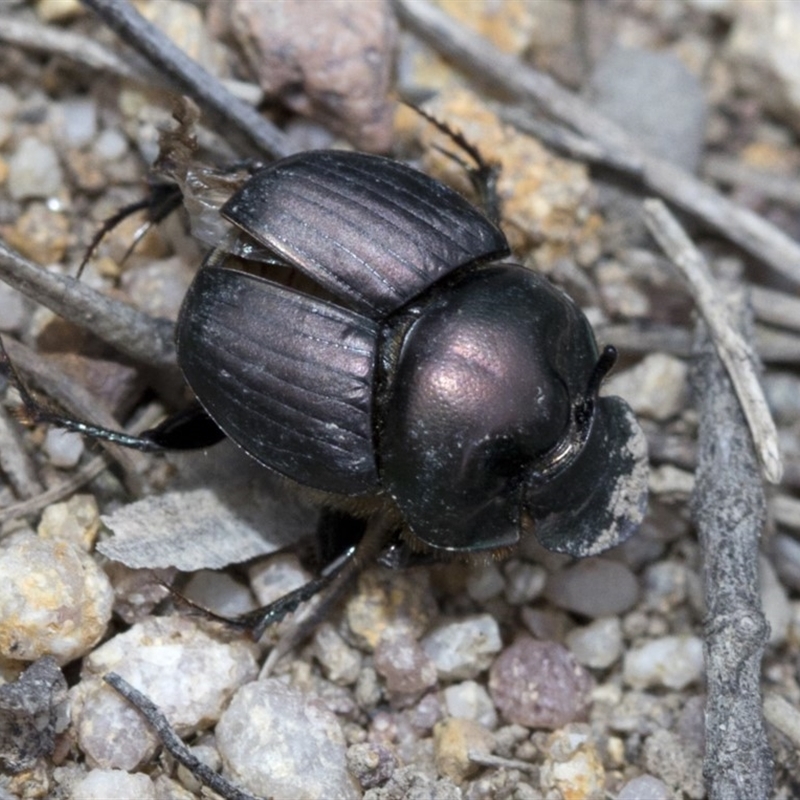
1,148,647,632
177,149,648,555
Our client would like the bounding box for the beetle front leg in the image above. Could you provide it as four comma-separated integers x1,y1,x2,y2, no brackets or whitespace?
0,335,225,452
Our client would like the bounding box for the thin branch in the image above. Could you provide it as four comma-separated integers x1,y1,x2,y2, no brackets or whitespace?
772,494,800,533
0,17,264,107
689,265,774,799
749,285,800,334
0,240,175,368
103,673,258,800
763,693,800,751
0,16,156,83
703,154,800,210
0,455,107,527
394,0,800,287
0,405,44,500
643,199,782,484
80,0,291,160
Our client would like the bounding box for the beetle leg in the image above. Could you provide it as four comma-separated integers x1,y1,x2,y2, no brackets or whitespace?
258,510,398,671
0,336,224,452
168,570,338,638
76,182,183,279
411,103,503,224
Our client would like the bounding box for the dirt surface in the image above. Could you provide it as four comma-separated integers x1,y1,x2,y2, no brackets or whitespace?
1,2,800,799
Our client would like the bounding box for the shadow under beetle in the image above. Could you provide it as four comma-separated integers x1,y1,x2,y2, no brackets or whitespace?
1,148,648,637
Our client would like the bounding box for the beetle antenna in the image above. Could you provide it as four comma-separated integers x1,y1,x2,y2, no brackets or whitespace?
574,345,618,429
586,345,618,399
405,101,503,224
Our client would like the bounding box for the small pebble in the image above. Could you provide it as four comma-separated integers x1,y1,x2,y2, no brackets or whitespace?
104,563,173,625
363,765,461,800
603,353,688,421
466,562,505,602
726,1,800,133
623,635,704,690
249,552,312,606
71,616,258,769
7,137,64,200
565,617,623,669
586,47,707,170
374,627,437,700
489,636,593,729
346,567,435,651
0,656,68,772
0,85,19,119
346,742,399,790
0,534,112,663
520,606,571,641
643,729,705,799
221,0,396,151
608,690,672,736
312,622,363,686
433,717,494,783
503,560,546,605
354,665,382,711
443,680,498,730
616,774,672,800
120,256,196,320
37,494,100,552
182,569,257,618
71,769,156,800
54,97,98,148
216,678,360,800
43,429,85,469
545,558,640,618
4,202,70,264
642,561,688,612
92,128,128,162
0,283,27,333
411,691,443,732
540,725,606,800
421,614,502,680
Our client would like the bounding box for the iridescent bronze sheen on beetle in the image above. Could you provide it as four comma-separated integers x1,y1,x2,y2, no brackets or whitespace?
176,150,648,558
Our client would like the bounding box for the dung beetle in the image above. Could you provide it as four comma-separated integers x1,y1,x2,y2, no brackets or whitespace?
1,148,648,634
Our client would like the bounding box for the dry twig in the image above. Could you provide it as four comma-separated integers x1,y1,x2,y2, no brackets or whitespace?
0,240,175,368
0,17,264,107
80,0,290,160
0,455,107,527
104,673,258,800
693,307,774,800
643,207,774,799
643,200,782,485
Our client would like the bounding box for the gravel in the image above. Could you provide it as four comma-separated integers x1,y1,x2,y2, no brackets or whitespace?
489,636,594,729
216,678,360,800
2,1,799,798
